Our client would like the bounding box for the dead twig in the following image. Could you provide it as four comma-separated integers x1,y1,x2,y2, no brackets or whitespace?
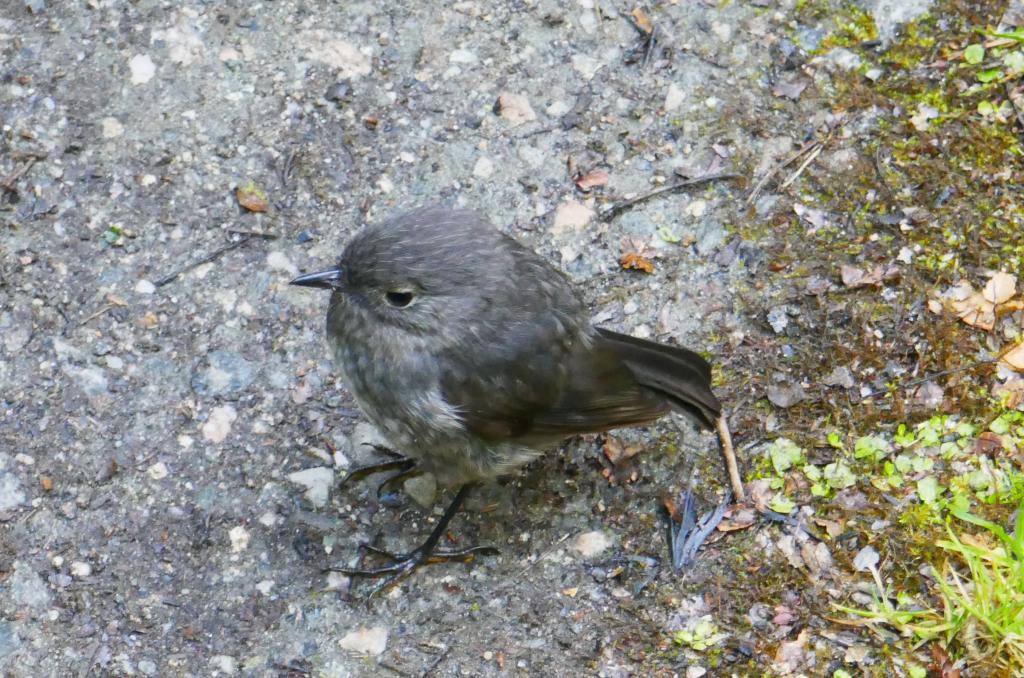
153,235,253,288
1005,82,1024,132
716,414,745,501
491,533,572,595
642,25,658,68
858,360,995,400
779,142,823,189
602,172,743,220
420,648,450,678
2,151,47,190
746,138,820,205
78,304,115,327
225,228,279,240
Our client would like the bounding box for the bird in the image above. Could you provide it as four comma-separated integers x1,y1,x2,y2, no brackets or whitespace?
290,206,742,593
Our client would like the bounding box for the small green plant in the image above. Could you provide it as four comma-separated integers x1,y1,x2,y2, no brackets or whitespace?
836,502,1024,671
672,618,727,652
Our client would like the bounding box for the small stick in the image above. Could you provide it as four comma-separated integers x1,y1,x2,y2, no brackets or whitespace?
716,414,745,501
225,228,279,239
779,142,823,189
1,156,39,189
1005,82,1024,132
153,235,253,288
746,138,819,204
78,304,114,327
602,172,743,220
858,360,994,400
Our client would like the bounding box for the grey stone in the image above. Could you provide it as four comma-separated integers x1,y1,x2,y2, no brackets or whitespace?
0,470,25,511
402,472,437,509
858,0,934,44
64,365,109,396
192,351,256,397
0,622,19,660
9,561,51,609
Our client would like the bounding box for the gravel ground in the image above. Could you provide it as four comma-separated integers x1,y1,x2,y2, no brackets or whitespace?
1,1,934,676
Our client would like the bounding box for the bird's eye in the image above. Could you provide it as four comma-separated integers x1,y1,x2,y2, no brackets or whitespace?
385,290,415,308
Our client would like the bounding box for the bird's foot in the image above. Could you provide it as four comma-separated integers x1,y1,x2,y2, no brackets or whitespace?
327,542,499,597
338,455,416,488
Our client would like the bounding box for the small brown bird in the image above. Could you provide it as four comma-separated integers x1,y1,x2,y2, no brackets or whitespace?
291,206,742,592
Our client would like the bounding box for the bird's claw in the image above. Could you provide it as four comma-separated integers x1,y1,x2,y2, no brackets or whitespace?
326,542,499,597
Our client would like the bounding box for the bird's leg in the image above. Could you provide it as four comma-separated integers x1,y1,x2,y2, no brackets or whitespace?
327,484,498,596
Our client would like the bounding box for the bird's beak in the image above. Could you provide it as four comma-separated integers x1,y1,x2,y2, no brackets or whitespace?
289,267,344,290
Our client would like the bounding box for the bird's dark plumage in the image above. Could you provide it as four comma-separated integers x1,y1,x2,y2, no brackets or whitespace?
291,205,734,591
312,206,720,485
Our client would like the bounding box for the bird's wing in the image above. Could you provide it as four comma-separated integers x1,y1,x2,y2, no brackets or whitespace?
439,322,671,444
594,328,721,428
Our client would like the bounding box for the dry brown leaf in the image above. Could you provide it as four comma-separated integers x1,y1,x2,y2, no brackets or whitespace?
575,169,610,192
621,252,655,273
772,605,795,625
1001,341,1024,371
773,629,811,675
983,271,1017,304
717,506,756,532
996,298,1024,315
813,517,844,538
952,292,996,330
992,376,1024,409
840,264,900,289
604,436,624,464
747,478,774,512
291,378,313,405
970,430,1003,456
661,493,682,523
236,181,269,213
630,7,653,34
930,642,960,678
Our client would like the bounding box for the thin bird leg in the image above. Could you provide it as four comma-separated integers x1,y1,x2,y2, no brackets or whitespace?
327,485,498,596
716,414,746,502
338,457,416,489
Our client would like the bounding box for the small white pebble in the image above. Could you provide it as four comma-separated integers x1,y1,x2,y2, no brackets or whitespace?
147,462,169,480
129,54,156,85
208,655,237,675
325,571,350,591
685,199,707,218
255,580,275,595
229,526,250,553
266,251,298,277
473,156,494,178
70,561,92,577
135,279,156,295
100,117,124,138
14,453,34,466
572,530,612,558
339,627,388,656
202,405,237,444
